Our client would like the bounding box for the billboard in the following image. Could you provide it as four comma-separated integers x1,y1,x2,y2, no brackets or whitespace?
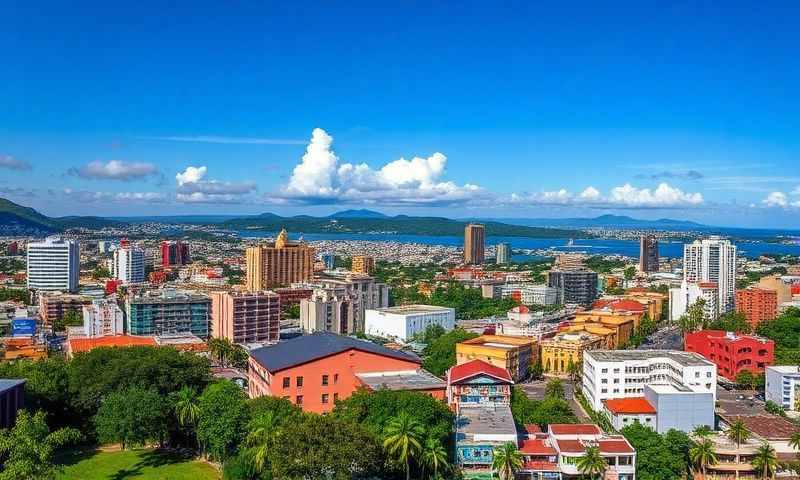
11,318,37,337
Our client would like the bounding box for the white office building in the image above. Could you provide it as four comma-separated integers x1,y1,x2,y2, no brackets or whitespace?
495,243,510,264
669,281,719,321
501,283,558,305
81,297,124,337
765,366,800,411
112,240,145,285
365,305,455,341
582,350,717,412
683,237,737,314
26,236,80,292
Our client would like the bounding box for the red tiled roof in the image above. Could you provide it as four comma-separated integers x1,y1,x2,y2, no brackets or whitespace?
555,439,585,453
448,359,513,384
510,305,530,314
524,424,542,434
69,335,156,354
549,424,602,435
519,439,557,456
598,439,635,454
603,397,656,415
699,282,718,289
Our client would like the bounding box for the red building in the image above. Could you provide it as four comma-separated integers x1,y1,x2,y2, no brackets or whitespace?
104,279,122,295
736,288,778,328
684,330,774,379
248,332,444,413
160,240,190,266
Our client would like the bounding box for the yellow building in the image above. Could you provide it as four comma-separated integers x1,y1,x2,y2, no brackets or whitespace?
245,229,314,290
351,255,375,275
540,331,603,377
619,289,668,322
456,334,537,381
573,310,638,347
563,323,617,349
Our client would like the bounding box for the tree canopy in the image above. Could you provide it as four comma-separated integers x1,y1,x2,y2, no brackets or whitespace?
621,422,691,480
421,327,478,376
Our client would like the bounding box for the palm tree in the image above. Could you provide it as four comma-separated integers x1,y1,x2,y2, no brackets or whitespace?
246,411,280,474
383,412,425,480
727,419,751,449
491,442,523,480
693,425,714,438
174,386,200,428
690,438,718,479
751,442,778,479
421,435,449,479
789,431,800,457
545,378,565,399
575,445,607,480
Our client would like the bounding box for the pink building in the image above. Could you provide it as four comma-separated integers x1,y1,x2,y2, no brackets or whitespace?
210,291,280,344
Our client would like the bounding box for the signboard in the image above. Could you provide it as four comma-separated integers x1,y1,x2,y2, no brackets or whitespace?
11,318,37,337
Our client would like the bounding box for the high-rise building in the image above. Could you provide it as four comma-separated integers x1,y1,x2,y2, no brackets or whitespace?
351,255,375,275
26,236,79,292
669,281,719,321
81,298,124,337
547,270,598,306
245,229,314,290
495,243,510,264
112,239,145,285
464,223,485,265
210,290,280,344
321,253,335,270
126,289,211,337
736,288,778,329
683,237,737,314
638,235,659,273
160,240,190,267
300,273,389,335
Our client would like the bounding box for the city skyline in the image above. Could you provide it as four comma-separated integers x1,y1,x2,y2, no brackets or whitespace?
2,3,800,227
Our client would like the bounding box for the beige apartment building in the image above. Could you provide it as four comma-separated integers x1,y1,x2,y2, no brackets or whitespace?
210,290,281,344
245,229,314,290
351,255,375,275
464,223,485,265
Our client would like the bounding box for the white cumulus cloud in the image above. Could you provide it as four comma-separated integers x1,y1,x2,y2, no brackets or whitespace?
71,160,158,180
278,128,482,205
762,190,800,208
509,182,704,208
176,166,208,185
175,166,256,203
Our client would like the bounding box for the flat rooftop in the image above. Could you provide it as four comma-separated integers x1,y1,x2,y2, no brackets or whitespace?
586,349,713,367
0,379,25,393
373,305,454,315
356,369,445,392
722,414,800,441
767,365,800,374
456,405,517,440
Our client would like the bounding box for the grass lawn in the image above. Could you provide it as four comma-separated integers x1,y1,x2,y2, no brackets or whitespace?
57,448,220,480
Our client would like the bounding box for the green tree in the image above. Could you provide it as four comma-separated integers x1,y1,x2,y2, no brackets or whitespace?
196,381,248,461
94,387,168,449
421,328,478,376
624,266,636,280
679,298,707,334
333,389,454,444
689,438,718,479
54,309,83,333
0,410,81,480
491,442,522,480
693,425,714,438
528,359,544,380
727,419,750,449
751,442,778,479
621,423,690,480
92,266,111,279
545,378,565,399
709,311,752,333
510,387,576,427
383,412,425,480
566,358,582,383
245,410,280,475
0,357,71,426
421,434,449,479
271,414,384,480
576,445,607,480
789,431,800,456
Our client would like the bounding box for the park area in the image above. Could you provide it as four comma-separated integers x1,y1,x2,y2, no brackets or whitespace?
57,448,220,480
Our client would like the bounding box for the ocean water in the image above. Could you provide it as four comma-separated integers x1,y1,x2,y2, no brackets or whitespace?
236,231,800,259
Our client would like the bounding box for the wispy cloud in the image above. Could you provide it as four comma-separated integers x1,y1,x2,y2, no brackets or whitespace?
635,170,703,181
140,135,306,145
0,155,32,171
68,160,159,181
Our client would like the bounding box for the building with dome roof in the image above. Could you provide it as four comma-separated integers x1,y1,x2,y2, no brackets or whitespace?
245,229,315,290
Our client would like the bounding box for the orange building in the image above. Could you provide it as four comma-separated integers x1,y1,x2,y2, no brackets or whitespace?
248,332,443,413
351,255,375,275
245,229,314,290
736,288,778,329
572,309,639,347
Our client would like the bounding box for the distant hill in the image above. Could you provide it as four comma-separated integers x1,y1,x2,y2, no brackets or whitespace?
0,197,125,234
488,214,708,230
328,209,388,219
222,213,588,238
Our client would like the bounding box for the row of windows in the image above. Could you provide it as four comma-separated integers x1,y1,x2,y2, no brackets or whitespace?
289,393,339,405
282,373,340,388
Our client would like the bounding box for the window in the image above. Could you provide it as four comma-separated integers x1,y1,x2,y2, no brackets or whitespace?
613,379,619,384
601,379,608,384
334,373,339,384
296,395,303,405
601,388,607,393
322,375,329,386
334,393,339,401
613,368,620,373
695,372,700,378
602,368,608,373
322,394,329,404
297,376,304,387
282,377,290,388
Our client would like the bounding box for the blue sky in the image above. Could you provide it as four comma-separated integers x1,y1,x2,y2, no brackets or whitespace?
1,2,799,227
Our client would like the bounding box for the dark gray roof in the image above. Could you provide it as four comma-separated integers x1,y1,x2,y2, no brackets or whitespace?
0,379,25,393
249,332,421,372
